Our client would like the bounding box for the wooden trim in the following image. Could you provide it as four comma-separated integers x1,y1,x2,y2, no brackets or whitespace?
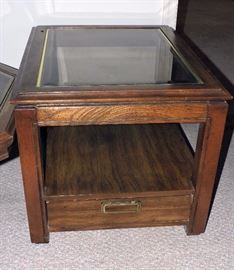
0,62,17,161
0,63,17,76
36,103,208,126
161,27,232,100
11,26,232,104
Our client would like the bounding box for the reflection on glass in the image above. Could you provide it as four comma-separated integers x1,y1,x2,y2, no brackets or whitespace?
0,71,14,110
38,28,202,87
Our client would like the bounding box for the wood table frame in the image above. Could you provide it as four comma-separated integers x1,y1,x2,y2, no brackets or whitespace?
11,26,232,243
14,101,228,243
0,63,17,161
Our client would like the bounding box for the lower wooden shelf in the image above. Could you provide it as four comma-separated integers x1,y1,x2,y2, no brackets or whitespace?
43,124,194,231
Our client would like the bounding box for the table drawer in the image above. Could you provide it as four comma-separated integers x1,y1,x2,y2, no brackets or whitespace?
46,195,192,232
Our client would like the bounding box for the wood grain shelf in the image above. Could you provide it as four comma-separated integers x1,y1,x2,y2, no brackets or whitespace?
44,124,194,200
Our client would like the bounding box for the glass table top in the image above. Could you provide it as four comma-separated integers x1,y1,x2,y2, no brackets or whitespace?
37,28,203,87
0,70,14,110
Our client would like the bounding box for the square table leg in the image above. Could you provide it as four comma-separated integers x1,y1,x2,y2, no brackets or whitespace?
187,102,228,234
15,107,49,243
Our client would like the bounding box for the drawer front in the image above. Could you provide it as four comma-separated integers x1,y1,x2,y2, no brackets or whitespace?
46,195,192,232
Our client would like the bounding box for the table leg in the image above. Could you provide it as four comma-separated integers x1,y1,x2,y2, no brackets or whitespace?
187,102,228,234
15,108,49,243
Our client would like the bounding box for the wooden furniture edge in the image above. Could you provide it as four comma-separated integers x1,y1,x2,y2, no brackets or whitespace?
10,25,232,104
36,102,208,126
0,63,18,161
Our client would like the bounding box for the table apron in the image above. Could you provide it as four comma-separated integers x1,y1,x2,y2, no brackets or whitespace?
36,103,209,126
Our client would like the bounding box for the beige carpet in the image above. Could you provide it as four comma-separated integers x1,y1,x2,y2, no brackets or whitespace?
0,125,233,270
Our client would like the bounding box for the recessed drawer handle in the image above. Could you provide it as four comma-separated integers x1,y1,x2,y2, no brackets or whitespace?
101,199,141,214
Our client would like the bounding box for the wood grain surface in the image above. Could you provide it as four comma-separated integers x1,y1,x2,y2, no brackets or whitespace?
37,103,207,126
187,102,228,234
47,195,192,231
15,108,49,243
45,124,194,198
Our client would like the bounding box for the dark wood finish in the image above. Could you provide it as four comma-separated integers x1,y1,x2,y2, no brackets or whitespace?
45,124,194,198
45,124,194,232
14,108,49,243
160,27,231,100
11,26,232,105
11,26,232,243
188,102,228,234
47,195,192,232
0,63,17,160
176,0,190,34
37,103,207,126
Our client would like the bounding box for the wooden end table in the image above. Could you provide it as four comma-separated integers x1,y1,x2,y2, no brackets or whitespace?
11,26,232,243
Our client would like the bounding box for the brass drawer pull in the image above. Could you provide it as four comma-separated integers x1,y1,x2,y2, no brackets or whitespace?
101,199,141,214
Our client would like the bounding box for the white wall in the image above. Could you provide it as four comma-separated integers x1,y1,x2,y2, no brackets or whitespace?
0,0,178,68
